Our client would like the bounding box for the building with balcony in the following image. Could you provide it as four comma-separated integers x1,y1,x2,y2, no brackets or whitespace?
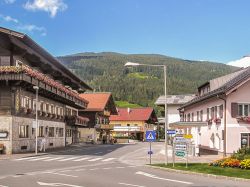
109,108,158,142
78,93,117,143
0,27,91,154
170,67,250,155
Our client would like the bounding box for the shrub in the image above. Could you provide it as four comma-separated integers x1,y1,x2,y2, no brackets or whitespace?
240,159,250,169
209,158,226,167
221,158,240,168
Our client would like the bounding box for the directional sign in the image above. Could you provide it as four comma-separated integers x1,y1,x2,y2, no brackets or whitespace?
184,134,193,139
145,130,156,142
174,136,187,143
175,151,186,157
175,144,187,151
167,130,176,135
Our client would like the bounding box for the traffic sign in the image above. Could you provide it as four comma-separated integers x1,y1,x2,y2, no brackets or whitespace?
174,136,186,143
167,130,176,135
184,134,193,139
175,144,187,151
145,130,156,142
175,151,185,157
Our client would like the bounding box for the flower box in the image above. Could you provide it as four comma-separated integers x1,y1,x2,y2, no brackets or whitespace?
214,118,221,124
236,116,250,123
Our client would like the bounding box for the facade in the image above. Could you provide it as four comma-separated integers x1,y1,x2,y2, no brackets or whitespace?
109,108,158,142
0,27,91,154
170,67,250,155
78,93,117,143
155,95,195,124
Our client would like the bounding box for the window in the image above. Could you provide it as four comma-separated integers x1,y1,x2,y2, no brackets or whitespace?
0,56,10,66
241,133,250,148
115,124,121,127
211,107,215,119
214,106,217,119
187,113,190,122
60,108,63,116
48,127,55,137
184,114,186,122
39,126,44,137
46,104,49,113
66,108,71,116
19,125,29,138
72,110,77,116
219,105,223,118
191,113,194,121
197,111,200,121
40,102,44,111
238,104,249,116
51,105,54,114
200,110,203,121
59,128,64,137
207,108,210,120
66,129,72,137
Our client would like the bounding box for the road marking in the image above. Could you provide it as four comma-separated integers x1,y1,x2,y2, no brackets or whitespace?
135,171,193,185
44,157,65,161
118,182,145,187
88,158,102,161
58,157,82,161
59,170,72,173
44,172,78,178
73,157,91,161
37,181,83,187
0,185,8,187
14,156,37,161
116,167,125,169
94,152,103,154
74,168,86,172
28,157,52,161
128,166,137,168
102,158,116,162
102,167,111,170
89,168,99,171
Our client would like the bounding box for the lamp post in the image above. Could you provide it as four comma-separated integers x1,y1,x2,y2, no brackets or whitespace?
33,86,39,154
124,62,169,165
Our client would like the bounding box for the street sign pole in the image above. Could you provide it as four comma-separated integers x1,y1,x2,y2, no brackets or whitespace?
149,141,152,165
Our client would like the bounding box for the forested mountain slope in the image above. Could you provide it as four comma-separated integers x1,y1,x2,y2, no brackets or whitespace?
58,52,238,106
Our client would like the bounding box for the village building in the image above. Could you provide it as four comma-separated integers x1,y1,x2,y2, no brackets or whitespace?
109,108,158,142
155,94,195,125
0,27,91,154
78,93,117,144
170,67,250,155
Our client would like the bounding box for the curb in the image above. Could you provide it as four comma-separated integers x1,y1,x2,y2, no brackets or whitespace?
146,165,250,182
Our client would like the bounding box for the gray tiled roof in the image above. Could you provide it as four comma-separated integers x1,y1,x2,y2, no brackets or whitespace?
155,94,195,105
180,67,250,109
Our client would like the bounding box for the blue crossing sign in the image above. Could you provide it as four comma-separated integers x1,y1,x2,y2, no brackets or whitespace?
167,130,177,135
145,130,156,142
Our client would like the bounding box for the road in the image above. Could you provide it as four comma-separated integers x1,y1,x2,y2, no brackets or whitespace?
0,142,249,187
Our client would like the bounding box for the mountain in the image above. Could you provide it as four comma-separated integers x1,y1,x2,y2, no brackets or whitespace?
57,52,238,107
228,55,250,68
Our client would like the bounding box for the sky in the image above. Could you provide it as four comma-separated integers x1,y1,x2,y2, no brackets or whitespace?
1,0,250,63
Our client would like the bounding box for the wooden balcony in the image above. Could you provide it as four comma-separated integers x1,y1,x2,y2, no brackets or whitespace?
100,124,114,130
0,65,88,109
65,115,89,127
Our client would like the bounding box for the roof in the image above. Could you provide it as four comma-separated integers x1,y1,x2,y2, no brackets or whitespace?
110,107,157,121
0,27,92,91
180,67,250,109
80,92,117,114
155,94,195,105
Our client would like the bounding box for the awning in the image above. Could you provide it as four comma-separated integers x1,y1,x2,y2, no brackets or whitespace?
169,121,207,128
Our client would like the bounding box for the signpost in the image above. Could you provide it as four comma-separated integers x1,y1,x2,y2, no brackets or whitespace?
145,130,156,165
173,134,192,168
167,130,176,135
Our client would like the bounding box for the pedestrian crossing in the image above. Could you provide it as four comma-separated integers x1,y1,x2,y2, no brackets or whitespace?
13,156,117,163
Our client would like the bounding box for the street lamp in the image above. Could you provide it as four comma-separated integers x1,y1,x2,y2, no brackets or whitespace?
124,62,169,165
33,86,39,154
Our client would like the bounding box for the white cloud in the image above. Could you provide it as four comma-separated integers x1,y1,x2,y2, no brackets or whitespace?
24,0,67,18
4,0,16,4
228,56,250,68
0,14,47,36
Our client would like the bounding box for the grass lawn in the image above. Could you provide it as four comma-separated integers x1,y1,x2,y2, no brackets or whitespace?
153,163,250,179
115,101,141,108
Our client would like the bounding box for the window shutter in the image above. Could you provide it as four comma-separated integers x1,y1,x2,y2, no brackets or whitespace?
231,103,238,118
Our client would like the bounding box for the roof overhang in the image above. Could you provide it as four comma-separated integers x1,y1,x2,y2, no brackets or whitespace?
169,121,207,128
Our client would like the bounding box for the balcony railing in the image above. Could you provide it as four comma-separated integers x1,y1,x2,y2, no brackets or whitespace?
113,126,144,132
65,115,89,126
0,65,87,108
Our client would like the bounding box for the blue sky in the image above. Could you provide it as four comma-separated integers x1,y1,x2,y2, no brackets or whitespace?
1,0,250,63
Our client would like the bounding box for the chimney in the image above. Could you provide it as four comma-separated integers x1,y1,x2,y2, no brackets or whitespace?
127,108,131,114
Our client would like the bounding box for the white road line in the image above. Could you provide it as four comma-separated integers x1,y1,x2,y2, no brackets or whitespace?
128,166,137,168
94,152,103,154
28,157,52,161
102,158,116,162
43,157,65,161
135,171,193,185
14,156,37,161
116,167,125,169
44,172,78,178
89,168,99,171
118,182,145,187
59,170,72,173
88,158,102,162
0,184,8,187
58,157,82,161
73,157,91,162
102,168,111,170
74,168,86,172
37,181,83,187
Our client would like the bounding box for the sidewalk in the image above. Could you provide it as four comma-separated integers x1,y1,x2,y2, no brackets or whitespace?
0,142,99,160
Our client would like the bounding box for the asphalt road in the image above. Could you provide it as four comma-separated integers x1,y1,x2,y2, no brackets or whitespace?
0,142,249,187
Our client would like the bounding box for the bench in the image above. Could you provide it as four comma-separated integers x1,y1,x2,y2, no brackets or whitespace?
0,144,4,154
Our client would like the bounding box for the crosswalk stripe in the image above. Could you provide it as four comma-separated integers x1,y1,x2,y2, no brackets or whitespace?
43,157,65,161
102,158,116,162
28,157,52,161
58,157,82,161
15,157,37,161
73,157,91,161
88,158,102,162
